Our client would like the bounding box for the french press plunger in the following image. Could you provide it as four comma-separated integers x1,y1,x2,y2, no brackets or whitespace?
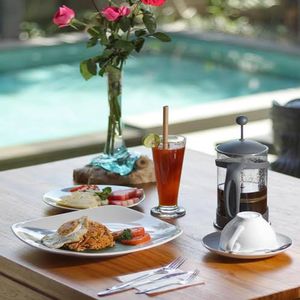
215,116,269,229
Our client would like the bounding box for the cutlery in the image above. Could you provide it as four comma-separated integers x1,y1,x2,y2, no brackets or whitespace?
97,270,187,296
228,243,292,254
97,256,185,296
136,269,200,294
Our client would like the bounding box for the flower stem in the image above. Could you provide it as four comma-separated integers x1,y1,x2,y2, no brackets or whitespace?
104,66,123,156
91,0,101,13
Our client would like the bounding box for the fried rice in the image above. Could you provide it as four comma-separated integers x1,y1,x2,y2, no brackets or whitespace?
63,219,115,251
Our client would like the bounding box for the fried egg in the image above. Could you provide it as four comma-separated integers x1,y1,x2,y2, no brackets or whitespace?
41,216,89,249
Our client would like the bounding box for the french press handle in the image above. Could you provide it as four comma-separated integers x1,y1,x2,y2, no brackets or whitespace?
223,162,242,219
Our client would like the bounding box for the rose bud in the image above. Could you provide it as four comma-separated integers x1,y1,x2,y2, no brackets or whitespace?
102,6,130,22
119,6,131,17
53,5,75,28
141,0,166,6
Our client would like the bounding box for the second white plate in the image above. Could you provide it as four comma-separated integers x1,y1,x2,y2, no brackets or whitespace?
43,185,145,210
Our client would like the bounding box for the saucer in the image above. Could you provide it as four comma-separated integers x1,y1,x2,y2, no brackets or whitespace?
202,231,292,259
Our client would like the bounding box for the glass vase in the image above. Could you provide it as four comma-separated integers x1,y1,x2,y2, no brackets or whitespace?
90,66,139,176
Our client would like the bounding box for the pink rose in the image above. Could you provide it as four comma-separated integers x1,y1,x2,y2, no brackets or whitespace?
119,6,131,17
141,0,166,6
102,6,130,22
53,5,75,28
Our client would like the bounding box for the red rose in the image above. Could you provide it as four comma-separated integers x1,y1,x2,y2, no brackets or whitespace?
53,5,75,28
141,0,166,6
102,6,131,22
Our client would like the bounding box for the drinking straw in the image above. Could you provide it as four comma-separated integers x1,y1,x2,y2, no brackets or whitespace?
163,105,169,149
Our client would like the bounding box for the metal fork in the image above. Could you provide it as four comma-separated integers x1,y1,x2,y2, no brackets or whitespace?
97,256,185,296
136,269,200,294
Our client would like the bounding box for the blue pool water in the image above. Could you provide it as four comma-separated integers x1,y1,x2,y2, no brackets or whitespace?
1,35,300,147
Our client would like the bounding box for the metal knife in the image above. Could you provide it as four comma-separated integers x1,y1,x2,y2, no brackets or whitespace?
97,271,187,296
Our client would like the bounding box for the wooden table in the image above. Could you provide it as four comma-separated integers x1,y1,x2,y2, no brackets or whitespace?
1,147,300,300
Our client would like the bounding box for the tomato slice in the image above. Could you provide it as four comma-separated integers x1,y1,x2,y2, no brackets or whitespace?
112,227,145,240
130,227,145,237
120,233,151,246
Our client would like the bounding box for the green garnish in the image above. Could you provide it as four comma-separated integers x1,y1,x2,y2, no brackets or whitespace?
142,133,160,148
117,229,132,241
94,187,112,200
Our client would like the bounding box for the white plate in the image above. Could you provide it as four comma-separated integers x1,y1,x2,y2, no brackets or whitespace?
202,231,292,259
43,185,145,210
11,206,183,257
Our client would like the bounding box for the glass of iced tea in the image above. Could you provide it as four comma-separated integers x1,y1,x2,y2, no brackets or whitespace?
151,135,186,218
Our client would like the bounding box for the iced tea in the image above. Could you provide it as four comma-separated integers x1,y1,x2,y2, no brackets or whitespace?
151,135,186,218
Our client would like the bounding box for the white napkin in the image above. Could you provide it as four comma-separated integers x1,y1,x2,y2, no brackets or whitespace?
117,268,204,295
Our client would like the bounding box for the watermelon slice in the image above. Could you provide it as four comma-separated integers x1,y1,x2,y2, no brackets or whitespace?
107,188,144,206
133,197,141,203
70,185,99,192
126,199,134,206
109,198,141,206
109,200,123,206
108,188,143,201
136,189,143,198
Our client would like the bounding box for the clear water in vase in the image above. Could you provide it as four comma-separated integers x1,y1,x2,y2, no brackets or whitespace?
90,67,139,176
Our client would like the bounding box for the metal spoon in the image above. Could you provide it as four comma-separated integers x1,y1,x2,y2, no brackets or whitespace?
228,243,292,254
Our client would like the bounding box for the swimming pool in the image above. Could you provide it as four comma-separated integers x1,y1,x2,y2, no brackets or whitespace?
1,34,300,147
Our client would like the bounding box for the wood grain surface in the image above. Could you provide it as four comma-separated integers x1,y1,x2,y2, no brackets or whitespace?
1,147,300,300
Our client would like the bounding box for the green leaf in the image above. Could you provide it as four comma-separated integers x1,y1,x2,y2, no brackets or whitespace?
143,14,156,34
135,29,147,37
114,40,135,52
109,35,115,43
99,37,109,46
102,187,112,194
135,38,145,53
87,27,98,38
94,186,112,200
152,32,171,42
89,26,109,45
99,60,109,68
102,49,114,58
119,17,131,32
87,37,98,48
99,67,106,77
80,59,97,80
116,229,133,241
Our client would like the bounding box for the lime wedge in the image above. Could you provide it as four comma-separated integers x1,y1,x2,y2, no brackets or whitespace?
142,133,160,148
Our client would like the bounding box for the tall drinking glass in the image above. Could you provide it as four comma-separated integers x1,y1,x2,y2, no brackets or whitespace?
151,135,186,218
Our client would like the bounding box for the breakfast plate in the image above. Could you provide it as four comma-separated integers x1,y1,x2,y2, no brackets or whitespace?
43,184,145,210
202,231,292,259
11,205,183,257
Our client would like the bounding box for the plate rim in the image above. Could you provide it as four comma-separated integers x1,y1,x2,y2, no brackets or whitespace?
11,206,183,257
202,231,292,259
42,184,146,211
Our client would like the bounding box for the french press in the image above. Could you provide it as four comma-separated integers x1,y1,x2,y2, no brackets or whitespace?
215,116,269,229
